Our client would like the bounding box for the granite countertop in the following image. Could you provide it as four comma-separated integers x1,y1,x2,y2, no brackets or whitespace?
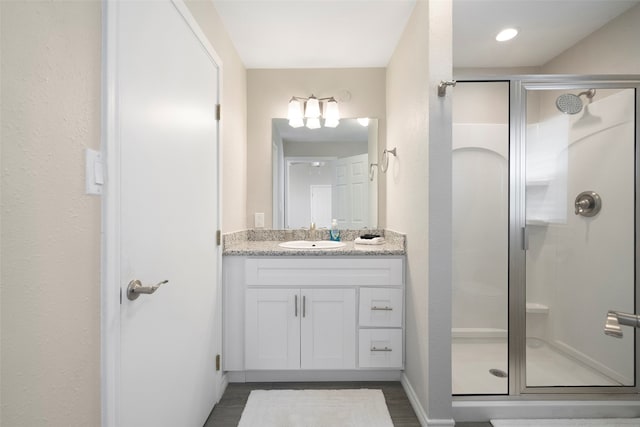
222,229,405,256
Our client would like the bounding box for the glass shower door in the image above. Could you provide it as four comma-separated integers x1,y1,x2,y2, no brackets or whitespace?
523,86,637,389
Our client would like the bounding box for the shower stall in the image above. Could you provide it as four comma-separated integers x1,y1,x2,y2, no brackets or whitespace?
452,76,640,416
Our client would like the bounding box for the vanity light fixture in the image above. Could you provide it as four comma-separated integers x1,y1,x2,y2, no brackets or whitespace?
287,95,340,129
357,117,370,127
496,28,518,42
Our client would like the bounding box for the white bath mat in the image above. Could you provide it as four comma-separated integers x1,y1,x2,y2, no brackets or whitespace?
491,419,640,427
238,389,394,427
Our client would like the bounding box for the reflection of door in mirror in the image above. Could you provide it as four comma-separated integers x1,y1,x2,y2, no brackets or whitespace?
273,118,379,229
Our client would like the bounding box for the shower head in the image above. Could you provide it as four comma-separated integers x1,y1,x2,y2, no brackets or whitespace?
555,89,597,115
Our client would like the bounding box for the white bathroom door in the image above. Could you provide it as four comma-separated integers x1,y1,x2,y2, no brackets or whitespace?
109,1,220,426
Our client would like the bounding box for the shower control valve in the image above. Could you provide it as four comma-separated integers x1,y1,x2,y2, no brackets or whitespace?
574,191,602,217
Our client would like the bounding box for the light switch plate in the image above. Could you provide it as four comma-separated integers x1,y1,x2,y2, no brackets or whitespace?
86,148,104,195
255,212,265,228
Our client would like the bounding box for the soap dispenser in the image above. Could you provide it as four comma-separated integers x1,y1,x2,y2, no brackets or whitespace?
330,219,341,241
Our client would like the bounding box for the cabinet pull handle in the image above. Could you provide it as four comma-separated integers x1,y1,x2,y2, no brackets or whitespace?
303,295,306,318
371,346,392,352
295,294,298,317
371,306,393,311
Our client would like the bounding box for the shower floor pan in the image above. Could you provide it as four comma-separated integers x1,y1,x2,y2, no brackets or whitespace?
452,337,619,395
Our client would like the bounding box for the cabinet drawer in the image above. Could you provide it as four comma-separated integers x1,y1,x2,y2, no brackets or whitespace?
245,258,403,287
359,288,402,327
359,329,402,369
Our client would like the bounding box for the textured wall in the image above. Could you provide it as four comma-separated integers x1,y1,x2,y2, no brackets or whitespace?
1,1,103,425
386,0,453,422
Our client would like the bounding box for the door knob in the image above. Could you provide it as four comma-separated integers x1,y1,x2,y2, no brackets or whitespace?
126,279,169,301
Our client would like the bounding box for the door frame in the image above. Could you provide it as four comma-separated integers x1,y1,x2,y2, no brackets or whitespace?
100,1,224,425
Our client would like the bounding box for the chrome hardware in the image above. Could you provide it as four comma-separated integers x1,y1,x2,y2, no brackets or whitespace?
380,147,397,173
605,310,640,338
438,80,457,97
303,295,306,318
295,294,298,317
371,306,393,311
574,191,602,217
126,279,169,301
369,163,378,181
371,347,392,352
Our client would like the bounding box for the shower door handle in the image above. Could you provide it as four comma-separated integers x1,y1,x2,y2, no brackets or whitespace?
604,310,640,338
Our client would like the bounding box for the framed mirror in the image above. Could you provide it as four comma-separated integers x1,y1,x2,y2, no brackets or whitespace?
272,118,379,229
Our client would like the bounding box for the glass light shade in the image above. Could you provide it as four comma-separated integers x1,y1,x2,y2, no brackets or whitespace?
324,118,340,128
304,96,321,118
288,117,304,128
306,117,321,129
357,117,370,127
288,98,303,120
324,98,340,121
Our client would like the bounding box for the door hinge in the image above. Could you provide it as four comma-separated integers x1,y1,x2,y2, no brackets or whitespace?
215,354,221,371
215,104,221,121
216,230,221,246
120,288,122,305
522,226,529,251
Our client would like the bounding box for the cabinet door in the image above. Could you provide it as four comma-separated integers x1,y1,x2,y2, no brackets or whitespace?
245,289,300,370
300,288,356,369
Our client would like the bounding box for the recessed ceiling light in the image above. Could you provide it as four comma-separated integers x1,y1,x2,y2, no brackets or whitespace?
496,28,518,42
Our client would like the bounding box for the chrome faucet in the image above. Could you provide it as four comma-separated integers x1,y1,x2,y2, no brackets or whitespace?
309,222,316,241
604,310,640,338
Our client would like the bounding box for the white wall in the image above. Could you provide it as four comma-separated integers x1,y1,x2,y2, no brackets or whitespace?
386,0,453,423
0,1,247,425
542,3,640,75
247,68,386,228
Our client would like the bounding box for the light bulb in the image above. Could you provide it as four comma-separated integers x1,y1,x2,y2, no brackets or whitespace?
324,98,340,121
287,98,303,120
304,96,321,118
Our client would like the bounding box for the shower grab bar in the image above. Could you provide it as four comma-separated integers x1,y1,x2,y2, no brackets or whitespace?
371,306,393,311
604,310,640,338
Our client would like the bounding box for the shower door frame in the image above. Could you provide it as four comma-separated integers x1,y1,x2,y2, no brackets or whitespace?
511,75,640,397
452,75,640,402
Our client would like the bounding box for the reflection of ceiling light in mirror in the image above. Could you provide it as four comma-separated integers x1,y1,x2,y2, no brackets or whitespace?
306,117,321,129
311,161,325,168
324,119,339,128
357,117,370,127
496,28,518,42
288,117,304,128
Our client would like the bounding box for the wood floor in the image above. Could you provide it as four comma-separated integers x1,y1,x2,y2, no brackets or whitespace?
203,381,492,426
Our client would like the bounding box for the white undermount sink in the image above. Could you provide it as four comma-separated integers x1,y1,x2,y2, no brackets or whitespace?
278,240,346,249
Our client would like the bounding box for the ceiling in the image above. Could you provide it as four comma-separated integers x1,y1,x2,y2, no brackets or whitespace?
212,0,639,69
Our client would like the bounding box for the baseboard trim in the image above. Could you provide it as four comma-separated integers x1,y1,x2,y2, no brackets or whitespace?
400,373,455,427
226,369,402,383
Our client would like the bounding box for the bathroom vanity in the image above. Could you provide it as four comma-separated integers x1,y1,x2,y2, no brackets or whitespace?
222,231,405,381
